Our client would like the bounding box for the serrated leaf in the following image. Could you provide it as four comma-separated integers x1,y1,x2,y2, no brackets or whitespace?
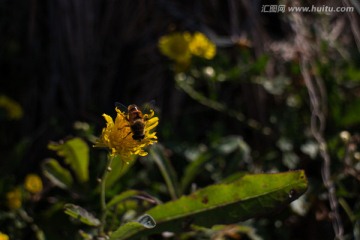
42,158,73,189
110,170,307,240
63,203,100,227
48,138,89,183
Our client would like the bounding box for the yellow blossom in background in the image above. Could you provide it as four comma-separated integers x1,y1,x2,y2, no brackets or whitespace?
158,31,216,73
158,32,192,63
94,107,158,163
24,174,43,194
6,188,22,210
0,232,9,240
189,32,216,60
0,95,23,120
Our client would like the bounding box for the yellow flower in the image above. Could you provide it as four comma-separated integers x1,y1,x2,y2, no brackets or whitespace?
189,32,216,60
95,107,158,163
158,32,192,63
6,188,22,210
0,232,9,240
0,95,23,120
24,174,43,194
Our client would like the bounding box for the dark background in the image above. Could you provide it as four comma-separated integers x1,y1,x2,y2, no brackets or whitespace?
1,0,360,239
1,0,283,171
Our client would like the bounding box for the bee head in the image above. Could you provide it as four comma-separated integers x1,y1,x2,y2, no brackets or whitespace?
128,104,140,112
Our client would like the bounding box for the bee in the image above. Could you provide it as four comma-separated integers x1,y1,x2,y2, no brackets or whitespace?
115,102,153,141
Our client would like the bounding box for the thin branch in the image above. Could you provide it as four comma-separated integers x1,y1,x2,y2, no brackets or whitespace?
301,59,344,240
290,9,344,239
342,0,360,52
176,77,273,136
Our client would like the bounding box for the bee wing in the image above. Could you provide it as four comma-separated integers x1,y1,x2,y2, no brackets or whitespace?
142,100,158,114
141,100,156,112
115,102,128,112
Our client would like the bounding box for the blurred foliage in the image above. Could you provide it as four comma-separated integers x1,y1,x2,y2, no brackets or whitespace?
1,0,360,239
110,171,307,240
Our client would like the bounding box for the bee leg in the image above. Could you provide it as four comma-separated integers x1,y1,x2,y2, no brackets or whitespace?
117,124,131,131
123,131,132,139
117,125,132,139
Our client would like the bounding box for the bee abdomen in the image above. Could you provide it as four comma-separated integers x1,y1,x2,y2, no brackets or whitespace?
131,121,145,140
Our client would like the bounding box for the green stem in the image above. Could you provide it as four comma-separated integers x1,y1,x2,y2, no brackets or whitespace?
99,155,114,236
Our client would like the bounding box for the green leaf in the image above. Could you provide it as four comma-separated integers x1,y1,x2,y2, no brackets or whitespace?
79,230,94,240
108,215,156,240
180,153,210,193
63,203,100,227
110,170,307,240
220,171,247,184
48,137,89,183
150,144,180,200
106,155,135,189
106,190,142,209
110,222,147,239
42,158,73,189
191,224,262,240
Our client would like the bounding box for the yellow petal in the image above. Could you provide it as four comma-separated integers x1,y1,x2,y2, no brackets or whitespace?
94,107,159,164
